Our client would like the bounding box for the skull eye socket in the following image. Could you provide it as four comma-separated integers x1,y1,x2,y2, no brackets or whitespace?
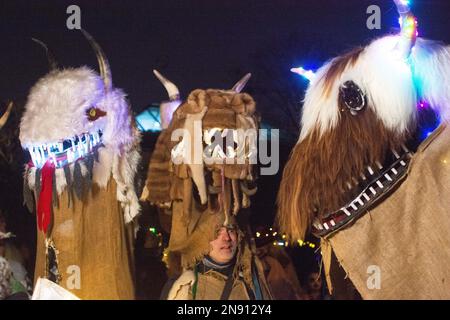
339,81,366,113
86,107,107,121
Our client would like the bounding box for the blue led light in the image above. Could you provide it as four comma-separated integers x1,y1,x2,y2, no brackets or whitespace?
290,67,316,82
135,107,162,132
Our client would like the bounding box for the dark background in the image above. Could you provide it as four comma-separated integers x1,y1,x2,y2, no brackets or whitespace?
1,0,450,299
2,0,449,128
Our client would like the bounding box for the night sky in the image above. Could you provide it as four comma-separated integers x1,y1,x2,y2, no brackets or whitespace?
2,0,450,131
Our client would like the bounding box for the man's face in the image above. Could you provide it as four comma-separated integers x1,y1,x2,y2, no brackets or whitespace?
209,227,238,264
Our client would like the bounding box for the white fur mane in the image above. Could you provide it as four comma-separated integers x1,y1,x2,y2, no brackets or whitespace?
299,35,450,142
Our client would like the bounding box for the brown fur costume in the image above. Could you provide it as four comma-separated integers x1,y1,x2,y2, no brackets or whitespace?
143,87,270,297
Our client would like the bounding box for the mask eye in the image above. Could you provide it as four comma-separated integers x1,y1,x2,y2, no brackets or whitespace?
86,107,107,121
339,81,366,114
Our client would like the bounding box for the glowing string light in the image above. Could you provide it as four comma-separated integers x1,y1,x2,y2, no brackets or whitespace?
256,227,317,249
290,67,316,82
402,15,418,38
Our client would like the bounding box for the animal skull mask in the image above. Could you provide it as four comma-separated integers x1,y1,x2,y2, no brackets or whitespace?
143,72,259,269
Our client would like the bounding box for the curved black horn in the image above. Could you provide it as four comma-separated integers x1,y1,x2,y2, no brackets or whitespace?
80,29,112,92
31,38,59,71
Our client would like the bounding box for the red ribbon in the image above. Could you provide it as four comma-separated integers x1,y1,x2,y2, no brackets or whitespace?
37,160,55,234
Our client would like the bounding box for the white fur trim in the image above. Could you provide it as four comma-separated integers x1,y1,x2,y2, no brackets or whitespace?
25,165,36,190
93,147,114,188
20,67,105,147
21,66,141,223
300,35,417,141
411,39,450,122
55,167,67,195
112,126,142,223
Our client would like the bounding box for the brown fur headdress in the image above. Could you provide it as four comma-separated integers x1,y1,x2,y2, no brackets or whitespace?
143,85,260,270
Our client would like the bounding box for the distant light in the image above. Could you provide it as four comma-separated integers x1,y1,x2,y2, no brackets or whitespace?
256,232,261,238
149,227,157,234
402,15,417,38
290,67,316,82
135,107,162,132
